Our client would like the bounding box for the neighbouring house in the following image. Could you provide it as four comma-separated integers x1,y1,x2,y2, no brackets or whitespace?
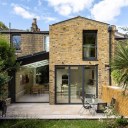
0,16,127,108
0,18,49,103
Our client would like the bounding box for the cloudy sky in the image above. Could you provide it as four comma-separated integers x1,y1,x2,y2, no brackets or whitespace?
0,0,128,31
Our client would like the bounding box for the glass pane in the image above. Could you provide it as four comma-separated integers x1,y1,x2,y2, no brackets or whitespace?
44,36,49,52
83,45,96,58
12,35,21,51
84,66,97,98
16,65,49,103
84,33,96,44
70,66,82,103
83,31,97,59
56,66,69,103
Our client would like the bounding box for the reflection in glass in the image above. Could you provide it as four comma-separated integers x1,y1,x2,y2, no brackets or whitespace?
70,66,82,103
84,66,97,98
56,66,69,103
12,35,21,51
83,31,97,59
55,66,97,104
44,36,49,52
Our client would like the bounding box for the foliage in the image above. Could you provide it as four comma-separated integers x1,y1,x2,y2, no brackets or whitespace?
111,42,128,91
0,21,8,30
104,105,119,118
0,37,16,71
0,36,17,99
120,27,128,35
101,117,128,128
37,65,49,84
103,120,118,128
116,117,128,126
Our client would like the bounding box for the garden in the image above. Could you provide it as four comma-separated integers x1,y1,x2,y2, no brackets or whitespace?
0,118,128,128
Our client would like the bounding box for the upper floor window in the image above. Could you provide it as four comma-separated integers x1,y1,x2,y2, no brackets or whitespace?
12,35,21,52
44,35,49,52
83,30,97,60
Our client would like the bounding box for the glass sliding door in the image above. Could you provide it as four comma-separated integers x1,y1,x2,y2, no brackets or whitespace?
56,66,69,103
55,65,98,104
84,66,97,98
70,66,82,103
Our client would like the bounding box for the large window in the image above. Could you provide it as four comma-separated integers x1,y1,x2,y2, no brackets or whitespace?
12,35,21,52
44,35,49,52
55,65,98,104
83,30,97,60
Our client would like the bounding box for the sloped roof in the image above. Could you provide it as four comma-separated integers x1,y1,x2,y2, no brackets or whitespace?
17,51,49,66
115,31,128,40
51,16,109,26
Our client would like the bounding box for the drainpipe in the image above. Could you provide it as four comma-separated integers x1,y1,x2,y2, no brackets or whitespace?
9,22,11,46
108,26,112,86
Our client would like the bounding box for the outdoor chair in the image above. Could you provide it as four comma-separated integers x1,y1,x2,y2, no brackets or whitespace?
79,97,93,115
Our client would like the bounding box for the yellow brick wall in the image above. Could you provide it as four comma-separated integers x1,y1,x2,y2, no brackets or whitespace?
0,33,47,57
101,85,128,116
49,17,115,104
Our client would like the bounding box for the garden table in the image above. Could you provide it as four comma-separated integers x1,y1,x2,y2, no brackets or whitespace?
85,98,107,114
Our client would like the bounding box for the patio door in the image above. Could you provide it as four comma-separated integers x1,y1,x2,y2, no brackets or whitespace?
83,66,98,98
55,65,98,104
70,66,83,103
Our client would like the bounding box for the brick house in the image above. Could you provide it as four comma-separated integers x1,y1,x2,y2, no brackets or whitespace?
0,16,125,104
0,18,49,103
49,16,117,104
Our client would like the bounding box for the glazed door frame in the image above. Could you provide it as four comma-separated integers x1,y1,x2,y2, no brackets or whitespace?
55,65,98,104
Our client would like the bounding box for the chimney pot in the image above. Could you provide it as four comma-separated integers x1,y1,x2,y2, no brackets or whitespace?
31,18,40,32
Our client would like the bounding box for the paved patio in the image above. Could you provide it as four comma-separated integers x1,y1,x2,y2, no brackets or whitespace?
0,103,109,119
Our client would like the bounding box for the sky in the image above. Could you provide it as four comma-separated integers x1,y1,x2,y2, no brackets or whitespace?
0,0,128,32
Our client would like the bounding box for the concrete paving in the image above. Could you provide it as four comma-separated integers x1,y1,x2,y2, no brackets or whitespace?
0,103,110,119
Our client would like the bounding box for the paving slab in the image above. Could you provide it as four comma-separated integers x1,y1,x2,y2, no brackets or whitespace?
0,103,119,119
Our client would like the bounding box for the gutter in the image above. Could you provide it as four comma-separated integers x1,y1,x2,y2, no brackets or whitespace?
108,26,112,86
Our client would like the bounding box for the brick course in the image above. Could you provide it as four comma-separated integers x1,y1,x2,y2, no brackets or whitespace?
0,33,48,57
49,17,115,104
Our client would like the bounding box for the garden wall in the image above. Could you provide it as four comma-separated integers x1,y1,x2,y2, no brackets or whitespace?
101,85,128,116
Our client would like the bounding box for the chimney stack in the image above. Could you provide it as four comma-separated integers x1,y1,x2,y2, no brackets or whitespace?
31,18,40,32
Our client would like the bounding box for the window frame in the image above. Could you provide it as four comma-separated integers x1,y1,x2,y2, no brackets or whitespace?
55,65,98,104
11,34,21,53
43,35,49,52
83,30,98,61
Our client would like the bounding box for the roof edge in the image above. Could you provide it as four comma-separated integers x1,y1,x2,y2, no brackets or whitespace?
0,30,49,34
50,16,110,26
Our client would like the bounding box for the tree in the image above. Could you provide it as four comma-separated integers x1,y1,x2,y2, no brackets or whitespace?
0,36,17,100
111,41,128,93
0,21,8,30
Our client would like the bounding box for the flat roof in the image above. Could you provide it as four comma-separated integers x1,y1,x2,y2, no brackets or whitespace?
0,29,49,34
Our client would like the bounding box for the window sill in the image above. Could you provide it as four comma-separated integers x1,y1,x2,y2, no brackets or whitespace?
15,50,22,53
83,58,98,61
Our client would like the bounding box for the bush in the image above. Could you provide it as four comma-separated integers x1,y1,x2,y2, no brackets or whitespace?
103,120,118,128
116,118,128,126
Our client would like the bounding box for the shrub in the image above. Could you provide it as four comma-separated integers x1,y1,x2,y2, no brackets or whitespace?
116,118,128,126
